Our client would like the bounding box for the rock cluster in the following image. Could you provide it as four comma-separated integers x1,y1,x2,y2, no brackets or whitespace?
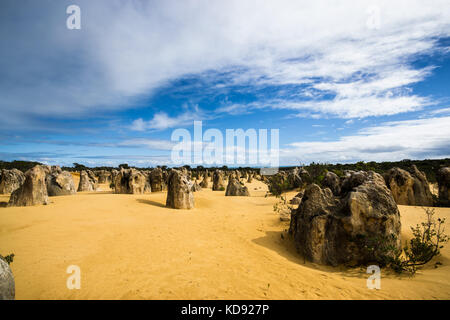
266,168,312,192
290,171,401,266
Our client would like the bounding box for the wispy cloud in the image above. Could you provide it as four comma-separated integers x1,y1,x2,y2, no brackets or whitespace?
131,104,205,131
428,107,450,115
117,138,175,150
131,112,195,131
281,116,450,164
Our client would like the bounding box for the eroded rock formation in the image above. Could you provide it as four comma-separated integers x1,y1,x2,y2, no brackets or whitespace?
289,191,304,205
191,180,202,192
96,170,112,184
437,167,450,206
112,168,147,194
0,169,25,194
384,166,433,206
322,171,341,196
212,170,225,191
286,168,302,189
0,258,15,300
166,169,194,209
200,171,209,188
150,168,164,192
8,165,49,206
290,171,401,266
225,176,250,196
77,170,97,192
46,166,76,196
298,168,312,185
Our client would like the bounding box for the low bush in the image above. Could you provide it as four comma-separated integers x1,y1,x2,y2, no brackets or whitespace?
0,253,15,265
359,208,448,274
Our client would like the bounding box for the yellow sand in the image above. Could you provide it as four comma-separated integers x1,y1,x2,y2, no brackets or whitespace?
0,180,449,300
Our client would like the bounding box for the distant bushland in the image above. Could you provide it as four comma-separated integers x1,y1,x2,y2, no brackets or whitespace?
0,160,42,172
0,158,449,182
296,158,450,184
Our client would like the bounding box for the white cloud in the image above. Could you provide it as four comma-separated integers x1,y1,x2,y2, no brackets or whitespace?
280,94,431,118
117,138,175,150
428,107,450,115
281,116,450,164
131,105,203,131
216,93,431,118
215,103,253,116
146,112,193,130
1,0,450,127
130,118,146,132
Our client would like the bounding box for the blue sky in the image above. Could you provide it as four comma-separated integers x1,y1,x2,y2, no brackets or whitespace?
1,0,450,167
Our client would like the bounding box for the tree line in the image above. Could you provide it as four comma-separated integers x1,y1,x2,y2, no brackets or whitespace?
1,158,449,183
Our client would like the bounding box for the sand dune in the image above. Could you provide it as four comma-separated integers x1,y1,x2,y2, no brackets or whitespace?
0,180,449,300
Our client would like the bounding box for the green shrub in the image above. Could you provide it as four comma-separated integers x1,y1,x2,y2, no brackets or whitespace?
0,160,42,172
315,174,325,186
402,208,448,272
359,208,448,274
265,175,292,198
332,169,344,177
0,253,14,265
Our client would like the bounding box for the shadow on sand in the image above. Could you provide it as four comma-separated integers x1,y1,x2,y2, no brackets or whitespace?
136,198,166,208
77,191,113,195
252,230,417,280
